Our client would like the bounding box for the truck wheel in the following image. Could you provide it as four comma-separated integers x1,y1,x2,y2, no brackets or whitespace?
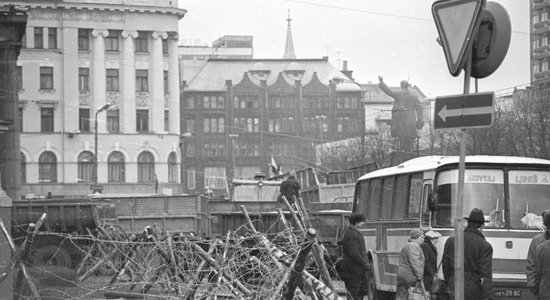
30,245,71,268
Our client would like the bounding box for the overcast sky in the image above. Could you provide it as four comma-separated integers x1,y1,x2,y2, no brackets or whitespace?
178,0,529,99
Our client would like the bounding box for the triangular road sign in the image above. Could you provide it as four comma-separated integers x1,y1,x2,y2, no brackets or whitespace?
432,0,485,76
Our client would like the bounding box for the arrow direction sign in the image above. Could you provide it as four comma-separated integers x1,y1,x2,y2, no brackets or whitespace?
434,92,495,130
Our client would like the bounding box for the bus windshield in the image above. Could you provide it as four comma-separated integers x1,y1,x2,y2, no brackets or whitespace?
433,169,505,228
434,168,550,229
509,170,550,229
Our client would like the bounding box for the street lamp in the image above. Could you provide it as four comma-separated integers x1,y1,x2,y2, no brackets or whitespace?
92,103,111,193
229,134,238,182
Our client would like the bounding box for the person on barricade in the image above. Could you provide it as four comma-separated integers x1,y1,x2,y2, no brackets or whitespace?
340,213,369,300
279,170,301,203
527,210,550,298
396,228,426,300
442,208,493,300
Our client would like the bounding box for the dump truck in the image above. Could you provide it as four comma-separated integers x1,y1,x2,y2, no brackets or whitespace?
11,194,207,268
11,197,117,268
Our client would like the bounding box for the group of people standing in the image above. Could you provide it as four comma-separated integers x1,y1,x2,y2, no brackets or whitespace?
340,208,494,300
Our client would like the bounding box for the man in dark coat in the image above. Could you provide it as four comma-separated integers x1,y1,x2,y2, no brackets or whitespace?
340,212,369,300
421,230,442,295
527,210,550,298
442,208,493,300
279,170,300,203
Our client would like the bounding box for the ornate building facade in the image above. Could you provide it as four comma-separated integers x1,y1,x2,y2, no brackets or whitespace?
7,0,186,196
181,58,364,195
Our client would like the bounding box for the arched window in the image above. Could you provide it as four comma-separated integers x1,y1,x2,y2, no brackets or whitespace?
138,151,155,183
38,151,57,183
108,151,125,183
167,152,177,183
77,151,94,182
20,152,26,184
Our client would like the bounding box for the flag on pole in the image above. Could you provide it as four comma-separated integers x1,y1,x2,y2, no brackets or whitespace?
270,156,281,176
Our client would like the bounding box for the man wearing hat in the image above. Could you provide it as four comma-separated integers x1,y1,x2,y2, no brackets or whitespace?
526,210,550,298
442,208,493,300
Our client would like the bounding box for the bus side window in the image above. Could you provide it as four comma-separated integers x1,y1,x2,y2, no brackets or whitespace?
380,177,395,220
407,173,423,219
392,174,409,220
355,180,370,217
368,179,382,221
421,183,433,227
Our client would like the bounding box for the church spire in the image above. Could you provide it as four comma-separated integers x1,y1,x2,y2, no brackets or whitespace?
283,9,296,59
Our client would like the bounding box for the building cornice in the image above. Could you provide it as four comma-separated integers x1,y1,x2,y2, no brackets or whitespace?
4,1,187,19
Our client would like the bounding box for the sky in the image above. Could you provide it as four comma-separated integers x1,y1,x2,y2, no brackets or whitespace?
177,0,530,99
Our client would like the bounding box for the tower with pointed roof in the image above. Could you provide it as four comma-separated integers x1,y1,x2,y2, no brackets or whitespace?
283,9,296,59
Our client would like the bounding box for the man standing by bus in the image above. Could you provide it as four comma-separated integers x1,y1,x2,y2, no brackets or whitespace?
442,208,493,299
340,213,369,300
526,210,550,297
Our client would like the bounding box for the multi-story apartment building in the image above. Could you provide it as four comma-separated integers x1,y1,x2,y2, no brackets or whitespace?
181,57,364,195
531,0,550,86
8,0,186,197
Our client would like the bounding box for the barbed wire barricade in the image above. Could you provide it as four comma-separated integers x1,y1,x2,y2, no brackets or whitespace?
1,198,347,299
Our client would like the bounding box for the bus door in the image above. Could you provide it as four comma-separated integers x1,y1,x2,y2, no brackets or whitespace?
421,179,433,228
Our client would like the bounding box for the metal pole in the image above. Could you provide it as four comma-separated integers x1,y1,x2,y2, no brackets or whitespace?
229,134,238,181
92,103,110,192
455,51,472,300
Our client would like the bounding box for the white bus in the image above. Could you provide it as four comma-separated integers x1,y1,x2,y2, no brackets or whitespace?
353,155,549,300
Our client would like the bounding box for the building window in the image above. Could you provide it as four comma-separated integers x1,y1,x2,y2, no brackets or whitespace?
38,151,57,183
78,29,90,51
204,167,227,190
168,152,177,183
48,27,57,49
234,117,259,133
79,68,90,91
187,167,196,190
106,69,119,92
185,96,195,109
34,27,43,49
138,151,155,183
107,109,120,133
136,70,148,92
18,107,23,131
186,142,195,158
105,30,119,51
40,108,54,132
79,108,90,133
162,39,168,54
164,110,169,132
203,117,225,133
77,151,94,183
20,152,26,184
16,66,22,90
136,109,149,132
233,95,259,109
40,67,54,90
203,96,225,109
135,31,148,53
108,151,125,183
163,70,169,94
